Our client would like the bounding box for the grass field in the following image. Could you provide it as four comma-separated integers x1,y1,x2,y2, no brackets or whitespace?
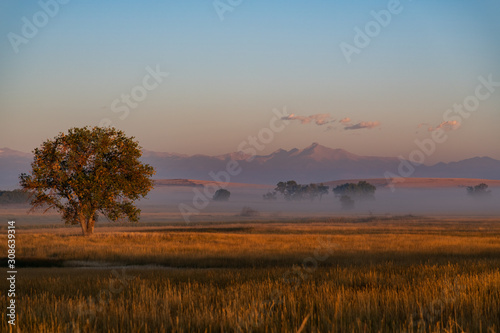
1,216,499,332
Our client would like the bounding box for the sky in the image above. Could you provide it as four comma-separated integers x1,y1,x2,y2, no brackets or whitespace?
1,0,499,164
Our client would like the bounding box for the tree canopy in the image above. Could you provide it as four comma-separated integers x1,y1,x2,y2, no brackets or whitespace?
274,181,329,201
332,181,376,200
466,183,491,197
213,189,231,201
19,127,155,236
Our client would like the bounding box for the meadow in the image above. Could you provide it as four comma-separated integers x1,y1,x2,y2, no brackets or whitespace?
1,216,499,332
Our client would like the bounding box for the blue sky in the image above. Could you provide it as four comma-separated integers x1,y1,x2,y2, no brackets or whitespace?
1,0,499,163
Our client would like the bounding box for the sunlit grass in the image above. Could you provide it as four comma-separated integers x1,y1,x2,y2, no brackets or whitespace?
0,218,499,332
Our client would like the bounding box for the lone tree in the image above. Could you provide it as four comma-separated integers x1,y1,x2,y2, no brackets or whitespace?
213,189,231,201
19,127,155,236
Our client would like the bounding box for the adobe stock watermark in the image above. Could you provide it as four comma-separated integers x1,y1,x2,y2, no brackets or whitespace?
7,0,70,54
384,74,500,191
213,0,243,21
6,220,17,327
99,65,168,128
339,0,412,64
178,107,290,223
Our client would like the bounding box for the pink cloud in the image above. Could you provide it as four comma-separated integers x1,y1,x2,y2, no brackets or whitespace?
282,113,334,126
344,121,381,130
339,117,351,124
425,120,461,132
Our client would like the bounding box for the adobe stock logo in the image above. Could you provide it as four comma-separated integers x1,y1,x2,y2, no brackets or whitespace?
7,0,70,54
213,0,244,21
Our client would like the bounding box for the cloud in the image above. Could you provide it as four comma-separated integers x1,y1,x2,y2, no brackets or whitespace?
344,121,381,130
423,120,461,132
435,120,461,131
282,114,381,131
282,113,334,126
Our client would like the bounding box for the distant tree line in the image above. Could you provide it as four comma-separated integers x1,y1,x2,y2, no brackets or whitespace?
332,181,376,200
265,181,330,201
466,183,491,197
333,181,376,210
263,180,377,210
0,189,30,204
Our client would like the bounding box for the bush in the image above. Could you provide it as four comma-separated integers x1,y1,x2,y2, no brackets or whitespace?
213,189,231,201
240,207,259,217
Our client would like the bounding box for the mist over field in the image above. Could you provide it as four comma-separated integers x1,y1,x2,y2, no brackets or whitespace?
5,184,498,227
142,185,500,219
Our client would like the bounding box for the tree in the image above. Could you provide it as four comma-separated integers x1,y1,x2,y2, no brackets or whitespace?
213,189,231,201
262,191,277,201
317,183,330,201
19,127,155,236
466,183,491,197
275,181,299,200
332,181,376,200
274,181,328,201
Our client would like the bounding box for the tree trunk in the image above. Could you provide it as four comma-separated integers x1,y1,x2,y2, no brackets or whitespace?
80,215,95,236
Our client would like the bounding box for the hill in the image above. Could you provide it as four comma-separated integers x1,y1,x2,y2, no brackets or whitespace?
2,144,500,187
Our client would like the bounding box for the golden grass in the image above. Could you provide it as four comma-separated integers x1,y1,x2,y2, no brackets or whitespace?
0,217,499,332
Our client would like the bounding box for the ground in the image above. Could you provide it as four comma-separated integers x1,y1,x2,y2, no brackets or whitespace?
1,216,499,332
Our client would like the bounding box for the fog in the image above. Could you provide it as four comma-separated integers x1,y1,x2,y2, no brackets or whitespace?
5,185,498,227
139,185,500,220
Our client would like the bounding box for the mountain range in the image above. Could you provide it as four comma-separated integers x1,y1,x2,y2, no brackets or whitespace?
1,143,499,188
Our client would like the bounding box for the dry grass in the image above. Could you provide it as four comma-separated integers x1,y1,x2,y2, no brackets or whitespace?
0,217,499,332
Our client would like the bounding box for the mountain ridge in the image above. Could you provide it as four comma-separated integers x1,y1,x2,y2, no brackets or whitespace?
1,144,499,187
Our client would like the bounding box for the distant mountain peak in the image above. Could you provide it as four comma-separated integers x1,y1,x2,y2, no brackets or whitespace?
1,145,499,187
292,143,359,161
307,142,320,148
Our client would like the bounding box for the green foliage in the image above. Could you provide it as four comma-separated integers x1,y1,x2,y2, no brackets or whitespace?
466,183,491,197
0,189,30,204
19,127,155,235
213,189,231,201
274,181,329,201
332,181,376,200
